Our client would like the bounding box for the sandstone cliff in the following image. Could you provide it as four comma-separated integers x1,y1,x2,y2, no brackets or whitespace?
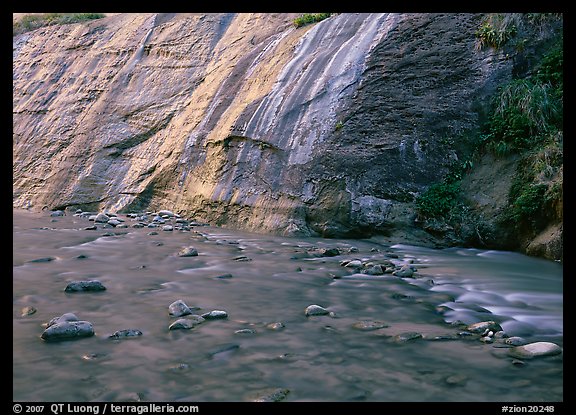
13,13,562,258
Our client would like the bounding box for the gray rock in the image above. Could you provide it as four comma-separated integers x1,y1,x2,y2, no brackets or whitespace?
47,312,79,327
162,225,174,231
201,310,228,320
168,300,198,317
480,336,494,343
178,247,198,257
320,248,340,257
84,225,97,230
64,280,106,293
505,336,527,346
169,316,205,330
265,322,285,330
508,342,563,359
363,264,385,275
41,318,94,342
392,264,414,278
152,215,165,223
235,328,257,334
158,210,176,217
393,332,423,343
304,304,330,317
109,329,143,339
253,388,290,402
352,320,389,331
344,260,363,269
50,210,65,217
107,219,122,227
94,213,110,223
466,321,503,334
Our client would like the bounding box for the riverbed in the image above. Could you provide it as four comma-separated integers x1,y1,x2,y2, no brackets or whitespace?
13,209,563,402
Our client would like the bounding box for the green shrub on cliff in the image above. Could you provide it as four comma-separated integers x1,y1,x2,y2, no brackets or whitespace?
13,13,105,36
293,13,332,28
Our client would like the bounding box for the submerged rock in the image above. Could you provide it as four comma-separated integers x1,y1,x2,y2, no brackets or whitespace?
27,256,56,263
169,316,205,330
508,342,563,359
109,329,143,339
201,310,228,320
178,247,198,257
466,321,503,334
41,314,94,342
21,306,37,317
304,304,330,317
253,388,290,402
64,280,106,292
265,322,285,330
392,264,415,278
352,320,389,331
235,328,257,334
392,332,423,343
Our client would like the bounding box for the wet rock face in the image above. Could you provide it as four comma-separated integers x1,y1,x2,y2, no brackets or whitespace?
13,13,525,239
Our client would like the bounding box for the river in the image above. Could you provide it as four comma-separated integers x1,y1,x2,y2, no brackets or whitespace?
13,209,563,402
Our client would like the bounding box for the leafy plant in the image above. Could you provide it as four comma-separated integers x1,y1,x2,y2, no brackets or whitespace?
13,13,105,36
416,181,461,219
475,14,520,49
293,13,332,28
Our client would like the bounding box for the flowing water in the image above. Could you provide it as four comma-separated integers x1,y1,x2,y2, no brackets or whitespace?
13,209,563,402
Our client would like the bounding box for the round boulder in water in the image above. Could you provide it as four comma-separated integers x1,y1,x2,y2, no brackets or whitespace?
169,316,205,330
94,213,110,223
201,310,228,320
64,280,106,293
168,300,198,317
304,304,330,317
508,342,562,359
41,314,94,342
178,246,198,257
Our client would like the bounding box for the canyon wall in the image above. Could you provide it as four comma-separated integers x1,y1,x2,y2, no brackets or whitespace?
13,13,562,258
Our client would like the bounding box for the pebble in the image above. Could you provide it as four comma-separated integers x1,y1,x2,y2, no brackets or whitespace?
445,374,468,386
304,304,330,317
253,388,290,402
84,226,97,230
233,255,252,262
157,210,176,217
392,332,423,343
109,329,143,339
41,314,94,342
508,342,563,359
352,320,389,331
64,280,106,293
169,316,205,330
162,225,173,231
21,306,37,317
50,210,65,217
265,322,285,330
465,321,503,334
201,310,228,320
235,328,257,334
168,300,198,317
178,247,198,257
